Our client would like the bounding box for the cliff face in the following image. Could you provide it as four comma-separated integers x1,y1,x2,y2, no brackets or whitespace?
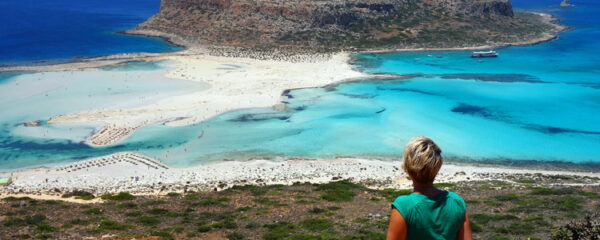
136,0,553,50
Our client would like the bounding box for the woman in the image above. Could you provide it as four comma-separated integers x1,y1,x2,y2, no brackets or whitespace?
387,136,472,240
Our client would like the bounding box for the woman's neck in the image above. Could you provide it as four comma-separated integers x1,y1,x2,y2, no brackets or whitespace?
412,181,443,198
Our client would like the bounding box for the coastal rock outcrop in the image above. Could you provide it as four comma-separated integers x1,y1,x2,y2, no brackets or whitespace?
560,0,573,7
135,0,559,50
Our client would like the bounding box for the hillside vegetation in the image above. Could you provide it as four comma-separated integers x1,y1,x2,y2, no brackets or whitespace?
136,0,559,51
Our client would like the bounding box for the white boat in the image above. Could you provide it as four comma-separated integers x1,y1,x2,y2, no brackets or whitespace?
471,50,498,58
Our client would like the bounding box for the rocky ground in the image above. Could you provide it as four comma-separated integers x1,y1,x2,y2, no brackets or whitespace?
1,174,599,239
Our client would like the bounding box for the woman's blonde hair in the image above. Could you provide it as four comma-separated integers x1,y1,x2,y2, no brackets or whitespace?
402,136,443,183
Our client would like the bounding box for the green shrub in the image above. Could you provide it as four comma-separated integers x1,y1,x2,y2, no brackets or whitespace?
254,197,286,206
3,196,32,201
3,217,26,227
236,206,252,212
116,202,138,209
309,207,327,214
25,214,46,225
36,222,59,233
300,218,333,232
167,192,180,197
227,185,270,196
69,219,90,225
83,208,102,215
227,232,245,240
184,192,202,200
98,219,128,231
106,192,136,201
36,233,53,240
147,208,169,215
374,189,412,202
530,187,573,195
143,200,166,206
316,180,362,202
290,234,319,240
557,196,583,211
197,197,230,206
197,225,211,232
245,222,260,229
470,222,483,233
515,179,536,184
263,222,295,240
125,211,143,217
494,193,519,201
61,190,94,199
137,216,160,226
470,214,519,225
173,225,184,233
75,195,94,200
151,231,174,240
494,223,536,235
434,183,456,188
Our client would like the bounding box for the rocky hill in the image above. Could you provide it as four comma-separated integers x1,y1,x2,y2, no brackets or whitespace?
134,0,560,51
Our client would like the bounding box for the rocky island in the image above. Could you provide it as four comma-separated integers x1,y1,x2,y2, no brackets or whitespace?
131,0,564,51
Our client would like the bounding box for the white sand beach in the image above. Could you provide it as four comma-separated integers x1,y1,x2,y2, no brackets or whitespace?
2,152,600,199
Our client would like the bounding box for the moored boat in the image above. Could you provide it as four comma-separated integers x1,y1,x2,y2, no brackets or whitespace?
471,50,498,58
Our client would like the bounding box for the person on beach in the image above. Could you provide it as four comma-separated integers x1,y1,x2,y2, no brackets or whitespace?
387,136,472,240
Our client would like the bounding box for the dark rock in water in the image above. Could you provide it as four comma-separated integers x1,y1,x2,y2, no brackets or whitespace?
451,103,493,118
524,124,600,136
230,113,290,122
294,106,307,111
439,73,546,83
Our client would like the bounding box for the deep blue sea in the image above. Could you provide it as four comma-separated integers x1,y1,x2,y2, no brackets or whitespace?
0,0,179,65
0,0,598,170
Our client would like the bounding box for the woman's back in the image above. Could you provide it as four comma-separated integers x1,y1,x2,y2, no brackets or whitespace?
392,191,466,240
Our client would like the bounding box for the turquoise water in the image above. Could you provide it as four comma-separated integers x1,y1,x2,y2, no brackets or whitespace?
0,0,599,170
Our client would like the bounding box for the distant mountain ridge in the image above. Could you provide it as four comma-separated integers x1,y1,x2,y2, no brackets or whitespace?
134,0,561,51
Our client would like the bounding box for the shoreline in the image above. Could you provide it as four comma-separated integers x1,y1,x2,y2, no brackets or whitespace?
0,11,566,73
358,12,568,54
1,152,600,198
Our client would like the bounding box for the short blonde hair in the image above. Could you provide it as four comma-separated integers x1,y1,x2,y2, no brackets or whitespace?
402,136,443,183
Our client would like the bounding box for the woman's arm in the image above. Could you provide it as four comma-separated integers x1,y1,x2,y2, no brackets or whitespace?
456,212,473,240
386,208,407,240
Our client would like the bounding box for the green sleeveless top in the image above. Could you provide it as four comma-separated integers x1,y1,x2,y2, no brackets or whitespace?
392,191,466,240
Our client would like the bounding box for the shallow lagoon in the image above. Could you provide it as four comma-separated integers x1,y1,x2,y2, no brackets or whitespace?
0,61,205,169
